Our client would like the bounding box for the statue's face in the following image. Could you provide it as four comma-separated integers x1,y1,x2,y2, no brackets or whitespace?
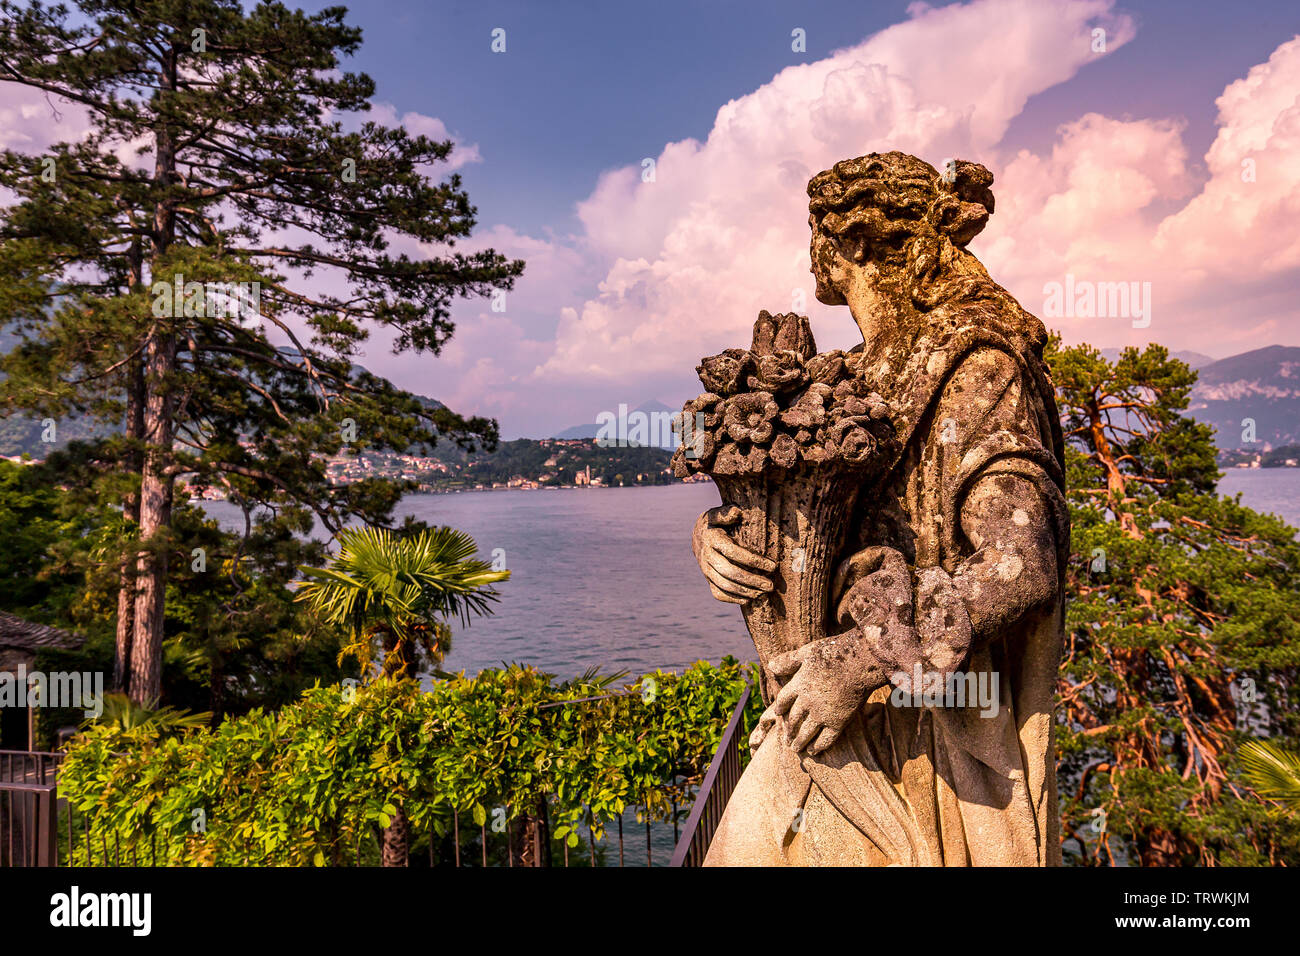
809,221,848,306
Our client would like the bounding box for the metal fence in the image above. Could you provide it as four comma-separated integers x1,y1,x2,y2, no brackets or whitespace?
670,679,751,866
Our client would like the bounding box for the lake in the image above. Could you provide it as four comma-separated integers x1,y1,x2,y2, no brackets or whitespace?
1218,467,1300,528
393,482,752,678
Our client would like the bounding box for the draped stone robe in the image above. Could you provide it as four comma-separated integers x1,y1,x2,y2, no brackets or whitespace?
705,315,1069,867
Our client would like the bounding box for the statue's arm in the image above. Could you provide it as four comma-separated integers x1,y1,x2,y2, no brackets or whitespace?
951,471,1060,646
827,469,1058,687
835,345,1063,680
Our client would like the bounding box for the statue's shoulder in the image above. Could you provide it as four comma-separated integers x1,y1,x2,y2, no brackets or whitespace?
941,343,1022,391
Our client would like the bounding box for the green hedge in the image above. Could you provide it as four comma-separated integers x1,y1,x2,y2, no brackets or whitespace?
58,658,760,866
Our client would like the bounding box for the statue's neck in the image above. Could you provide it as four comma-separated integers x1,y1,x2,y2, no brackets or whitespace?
846,271,909,361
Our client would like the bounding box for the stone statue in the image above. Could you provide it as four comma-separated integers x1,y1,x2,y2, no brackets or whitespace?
673,152,1068,866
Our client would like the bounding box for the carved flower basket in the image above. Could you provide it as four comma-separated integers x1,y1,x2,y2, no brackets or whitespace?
672,312,899,702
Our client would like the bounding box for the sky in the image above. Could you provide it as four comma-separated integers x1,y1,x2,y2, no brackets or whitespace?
3,0,1299,438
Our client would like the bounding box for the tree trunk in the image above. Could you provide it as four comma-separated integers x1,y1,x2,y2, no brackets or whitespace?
509,798,551,867
381,806,410,867
113,355,145,693
1140,827,1186,866
129,50,178,708
129,328,175,706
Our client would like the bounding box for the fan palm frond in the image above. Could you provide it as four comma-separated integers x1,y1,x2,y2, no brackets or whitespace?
92,692,212,733
295,524,508,676
1240,739,1300,809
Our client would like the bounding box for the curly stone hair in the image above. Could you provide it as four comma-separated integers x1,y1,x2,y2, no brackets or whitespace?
807,151,997,310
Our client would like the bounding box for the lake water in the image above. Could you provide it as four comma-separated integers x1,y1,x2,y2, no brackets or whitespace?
393,483,752,678
1218,468,1300,528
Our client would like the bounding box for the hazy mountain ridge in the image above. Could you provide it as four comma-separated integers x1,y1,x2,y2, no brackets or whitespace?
1185,345,1300,449
554,399,680,450
1099,347,1214,370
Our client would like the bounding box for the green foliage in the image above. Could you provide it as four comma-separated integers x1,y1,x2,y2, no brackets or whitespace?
0,459,104,619
1048,338,1300,865
96,693,212,734
58,659,759,866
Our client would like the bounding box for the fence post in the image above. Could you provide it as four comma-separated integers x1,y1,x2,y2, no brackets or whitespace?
37,786,56,867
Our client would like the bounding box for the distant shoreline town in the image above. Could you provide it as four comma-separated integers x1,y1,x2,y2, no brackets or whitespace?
4,433,1296,502
174,437,707,501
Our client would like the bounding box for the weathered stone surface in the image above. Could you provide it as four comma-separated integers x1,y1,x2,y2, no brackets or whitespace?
683,152,1068,866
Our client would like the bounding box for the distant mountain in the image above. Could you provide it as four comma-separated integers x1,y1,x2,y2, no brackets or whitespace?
1099,347,1215,369
555,399,681,451
1186,345,1300,450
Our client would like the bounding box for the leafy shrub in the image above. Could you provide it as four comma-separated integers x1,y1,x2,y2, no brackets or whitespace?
58,658,760,865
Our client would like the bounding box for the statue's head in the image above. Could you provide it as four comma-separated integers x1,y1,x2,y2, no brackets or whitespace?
807,152,995,307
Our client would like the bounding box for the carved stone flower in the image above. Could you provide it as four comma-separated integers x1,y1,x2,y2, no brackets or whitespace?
697,349,754,396
832,377,870,401
769,433,799,469
712,441,768,475
751,310,816,359
806,350,846,386
829,417,877,464
680,392,722,428
780,382,830,429
724,391,779,444
748,351,809,395
672,407,717,466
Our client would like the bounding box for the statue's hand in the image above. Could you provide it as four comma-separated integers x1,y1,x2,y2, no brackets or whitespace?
766,636,888,756
831,546,909,627
692,505,776,605
749,704,778,751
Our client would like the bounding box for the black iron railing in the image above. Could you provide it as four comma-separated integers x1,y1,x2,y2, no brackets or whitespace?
670,680,752,866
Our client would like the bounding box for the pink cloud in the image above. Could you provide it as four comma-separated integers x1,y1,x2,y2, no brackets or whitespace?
537,0,1139,388
983,36,1300,354
1155,37,1300,276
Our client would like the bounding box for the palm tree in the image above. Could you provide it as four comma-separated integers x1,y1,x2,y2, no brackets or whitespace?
92,693,213,734
1239,739,1300,812
296,525,509,680
295,524,508,866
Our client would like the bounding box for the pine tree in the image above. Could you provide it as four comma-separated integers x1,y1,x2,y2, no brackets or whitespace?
0,0,522,704
1050,339,1300,865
